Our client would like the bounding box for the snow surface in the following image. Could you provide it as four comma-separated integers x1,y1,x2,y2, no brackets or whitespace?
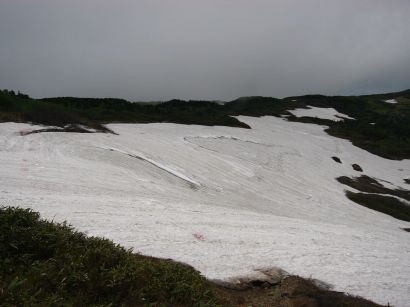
385,99,398,104
289,106,354,121
1,117,410,306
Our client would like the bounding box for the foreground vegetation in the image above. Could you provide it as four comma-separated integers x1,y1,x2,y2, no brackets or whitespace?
0,207,384,306
0,206,221,306
1,88,409,159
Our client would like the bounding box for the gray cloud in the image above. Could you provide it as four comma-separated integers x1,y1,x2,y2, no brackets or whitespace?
1,0,409,101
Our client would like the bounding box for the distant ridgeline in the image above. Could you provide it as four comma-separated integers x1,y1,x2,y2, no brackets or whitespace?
1,88,409,160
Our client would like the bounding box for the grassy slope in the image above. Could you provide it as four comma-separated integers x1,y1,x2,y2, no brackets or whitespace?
0,207,383,307
324,93,410,160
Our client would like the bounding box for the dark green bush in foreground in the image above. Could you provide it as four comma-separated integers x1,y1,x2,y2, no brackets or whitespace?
0,207,220,306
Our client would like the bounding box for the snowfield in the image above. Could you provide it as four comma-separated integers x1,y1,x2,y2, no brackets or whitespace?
289,106,355,121
1,116,410,306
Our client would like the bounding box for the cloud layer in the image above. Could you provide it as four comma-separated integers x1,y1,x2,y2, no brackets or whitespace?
1,0,409,100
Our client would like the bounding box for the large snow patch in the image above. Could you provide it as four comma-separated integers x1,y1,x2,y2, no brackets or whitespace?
0,117,409,306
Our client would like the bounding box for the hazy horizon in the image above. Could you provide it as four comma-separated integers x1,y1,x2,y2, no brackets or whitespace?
1,0,410,101
6,87,410,103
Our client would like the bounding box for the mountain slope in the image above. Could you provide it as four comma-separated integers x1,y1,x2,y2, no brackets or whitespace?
0,114,409,306
2,88,409,159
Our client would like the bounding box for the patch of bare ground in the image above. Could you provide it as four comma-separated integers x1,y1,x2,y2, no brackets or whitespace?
352,163,363,172
345,191,410,222
215,275,384,307
19,124,115,135
331,156,342,163
337,175,410,202
338,174,410,222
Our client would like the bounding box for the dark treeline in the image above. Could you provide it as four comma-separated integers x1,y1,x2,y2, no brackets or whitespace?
40,97,249,128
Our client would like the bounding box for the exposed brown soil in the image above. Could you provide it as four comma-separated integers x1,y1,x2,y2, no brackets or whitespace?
215,276,384,307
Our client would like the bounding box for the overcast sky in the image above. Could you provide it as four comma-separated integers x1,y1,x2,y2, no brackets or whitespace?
0,0,409,101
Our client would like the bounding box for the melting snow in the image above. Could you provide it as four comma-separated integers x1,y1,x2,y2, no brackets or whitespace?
289,106,354,121
0,117,409,306
385,99,398,104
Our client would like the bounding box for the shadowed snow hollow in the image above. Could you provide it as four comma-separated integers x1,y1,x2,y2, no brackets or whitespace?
0,116,409,306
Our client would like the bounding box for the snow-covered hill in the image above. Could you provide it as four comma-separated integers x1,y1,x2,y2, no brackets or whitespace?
1,115,409,306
